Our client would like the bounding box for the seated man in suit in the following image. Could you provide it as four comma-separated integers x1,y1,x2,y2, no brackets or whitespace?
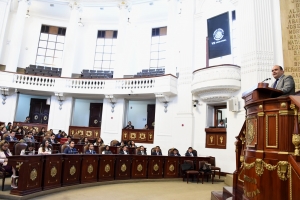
170,149,181,156
151,146,162,156
49,133,57,144
119,146,129,155
185,147,196,157
103,145,113,154
85,143,96,154
24,116,30,123
271,65,295,96
137,146,147,155
5,131,18,142
24,132,35,143
63,141,78,154
124,121,134,129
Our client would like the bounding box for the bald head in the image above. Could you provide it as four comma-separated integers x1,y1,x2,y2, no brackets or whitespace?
272,65,284,79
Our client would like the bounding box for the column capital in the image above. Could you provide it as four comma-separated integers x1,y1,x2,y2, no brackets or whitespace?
69,1,81,11
18,0,31,6
118,0,131,11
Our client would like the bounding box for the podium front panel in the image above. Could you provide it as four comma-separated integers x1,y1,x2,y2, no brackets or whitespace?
147,156,164,178
81,155,98,183
9,155,43,196
115,155,131,180
62,155,81,186
164,157,179,178
98,155,115,181
131,156,147,179
43,155,63,190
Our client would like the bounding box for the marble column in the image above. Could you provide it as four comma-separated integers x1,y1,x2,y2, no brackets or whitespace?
0,0,12,62
5,0,29,72
61,1,81,77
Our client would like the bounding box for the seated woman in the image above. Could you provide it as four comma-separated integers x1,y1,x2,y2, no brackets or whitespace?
143,124,149,129
94,137,104,146
38,127,46,136
119,146,129,155
102,145,112,154
16,128,23,135
38,140,52,155
79,137,89,145
0,141,18,188
128,141,137,148
170,149,181,156
20,142,35,155
185,147,196,157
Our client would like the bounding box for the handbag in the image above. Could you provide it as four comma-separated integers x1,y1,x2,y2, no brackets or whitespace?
181,163,193,171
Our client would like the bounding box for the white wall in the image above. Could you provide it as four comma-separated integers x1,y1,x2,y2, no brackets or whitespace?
127,100,156,129
0,93,18,124
15,94,48,122
71,98,103,126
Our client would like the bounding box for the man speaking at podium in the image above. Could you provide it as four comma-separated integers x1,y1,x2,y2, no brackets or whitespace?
271,65,295,96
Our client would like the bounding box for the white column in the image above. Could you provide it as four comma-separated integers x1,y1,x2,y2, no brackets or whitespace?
165,0,180,75
5,0,29,72
238,0,275,90
61,1,81,78
0,93,18,124
113,2,130,78
0,0,11,62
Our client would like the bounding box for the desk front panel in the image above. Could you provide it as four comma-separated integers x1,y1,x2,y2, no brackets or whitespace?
81,155,98,183
98,155,115,181
131,156,147,179
115,155,131,180
147,156,164,178
43,155,63,190
164,157,179,178
62,155,81,186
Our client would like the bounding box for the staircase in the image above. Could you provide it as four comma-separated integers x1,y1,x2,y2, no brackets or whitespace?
211,174,234,200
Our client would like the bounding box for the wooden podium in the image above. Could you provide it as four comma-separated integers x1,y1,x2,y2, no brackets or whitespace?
233,83,300,200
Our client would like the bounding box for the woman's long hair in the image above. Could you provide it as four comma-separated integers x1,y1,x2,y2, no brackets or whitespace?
0,140,9,152
41,140,50,152
25,142,35,155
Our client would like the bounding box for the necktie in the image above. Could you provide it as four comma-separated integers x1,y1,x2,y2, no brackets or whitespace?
273,79,279,89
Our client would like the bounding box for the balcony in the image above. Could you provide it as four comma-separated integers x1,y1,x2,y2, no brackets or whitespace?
191,65,241,102
0,71,178,96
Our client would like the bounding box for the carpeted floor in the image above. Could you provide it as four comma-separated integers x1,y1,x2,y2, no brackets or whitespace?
30,178,226,200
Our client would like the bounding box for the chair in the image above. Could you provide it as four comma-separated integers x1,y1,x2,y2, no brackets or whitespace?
182,160,199,184
98,146,106,154
83,145,89,154
14,142,27,155
199,161,214,184
209,156,221,179
110,140,119,146
60,143,68,153
0,163,12,191
2,133,9,141
151,146,162,155
168,148,176,156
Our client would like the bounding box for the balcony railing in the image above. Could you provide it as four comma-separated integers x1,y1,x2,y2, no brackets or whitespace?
0,71,178,96
191,64,241,102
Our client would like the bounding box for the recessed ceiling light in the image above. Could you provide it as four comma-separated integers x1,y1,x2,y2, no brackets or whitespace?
149,2,153,5
50,4,54,7
100,7,104,10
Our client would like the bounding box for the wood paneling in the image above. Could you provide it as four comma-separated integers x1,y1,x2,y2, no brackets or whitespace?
205,128,226,149
69,126,101,139
122,129,154,144
115,155,131,180
98,155,115,181
13,122,48,134
43,155,62,190
61,155,81,186
80,155,98,183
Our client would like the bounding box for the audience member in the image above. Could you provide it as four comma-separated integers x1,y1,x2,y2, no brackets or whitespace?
151,146,162,156
5,131,18,142
38,140,52,155
63,141,78,154
49,133,57,144
24,116,30,123
85,144,96,154
128,141,137,148
94,137,104,146
103,145,112,154
137,146,147,155
38,127,46,136
1,127,7,134
218,120,225,127
0,141,18,188
124,121,134,129
79,137,89,145
170,149,181,156
20,142,35,155
143,124,149,129
24,132,36,143
119,146,129,155
6,122,12,131
185,147,196,157
16,128,23,135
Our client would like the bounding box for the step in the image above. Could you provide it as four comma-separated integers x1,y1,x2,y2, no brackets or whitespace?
211,191,223,200
223,186,233,199
224,174,233,186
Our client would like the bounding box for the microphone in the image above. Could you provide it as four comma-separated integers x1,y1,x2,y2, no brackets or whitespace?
262,78,271,82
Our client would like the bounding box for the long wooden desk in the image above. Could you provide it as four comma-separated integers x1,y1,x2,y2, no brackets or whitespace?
8,155,212,196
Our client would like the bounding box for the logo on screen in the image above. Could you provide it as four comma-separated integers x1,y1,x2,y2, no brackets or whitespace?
213,28,224,41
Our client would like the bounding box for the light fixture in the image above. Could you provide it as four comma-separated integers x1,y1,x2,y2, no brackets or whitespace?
0,88,9,105
216,0,222,3
55,92,64,110
155,93,170,113
25,10,30,18
105,94,117,113
78,18,84,27
193,100,199,108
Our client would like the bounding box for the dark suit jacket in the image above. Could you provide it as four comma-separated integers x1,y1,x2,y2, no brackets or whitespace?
137,150,147,155
103,150,112,154
119,150,129,155
5,136,18,142
63,147,78,154
185,152,197,157
49,139,57,144
124,125,134,129
85,150,96,154
170,153,181,157
151,151,162,156
272,75,295,96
